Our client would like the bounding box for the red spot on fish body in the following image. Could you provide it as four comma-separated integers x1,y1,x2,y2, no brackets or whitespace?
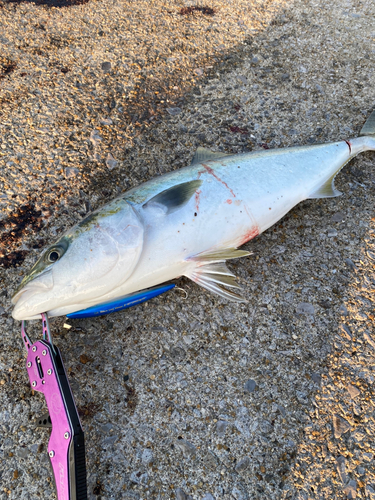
239,226,259,246
195,189,202,212
344,140,352,154
201,163,236,198
226,199,232,204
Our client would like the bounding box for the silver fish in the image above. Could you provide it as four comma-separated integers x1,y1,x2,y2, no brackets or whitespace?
12,110,375,320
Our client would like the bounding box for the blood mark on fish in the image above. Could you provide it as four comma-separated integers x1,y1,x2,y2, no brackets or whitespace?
195,189,202,213
239,226,259,246
201,163,236,198
345,140,352,154
226,199,232,204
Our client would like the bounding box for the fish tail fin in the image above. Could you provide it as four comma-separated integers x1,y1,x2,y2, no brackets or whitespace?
309,109,375,200
360,108,375,136
357,109,375,152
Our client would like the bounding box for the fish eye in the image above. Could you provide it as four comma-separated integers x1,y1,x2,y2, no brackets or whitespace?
48,250,60,263
43,237,69,265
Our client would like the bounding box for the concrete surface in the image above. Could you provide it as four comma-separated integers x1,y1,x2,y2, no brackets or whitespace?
0,0,374,498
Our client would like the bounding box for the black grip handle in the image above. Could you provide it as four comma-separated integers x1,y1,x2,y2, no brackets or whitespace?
69,433,88,499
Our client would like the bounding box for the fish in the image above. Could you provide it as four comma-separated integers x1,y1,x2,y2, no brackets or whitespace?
12,110,375,320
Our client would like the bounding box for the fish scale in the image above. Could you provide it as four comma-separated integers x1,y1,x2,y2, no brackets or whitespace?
11,110,375,320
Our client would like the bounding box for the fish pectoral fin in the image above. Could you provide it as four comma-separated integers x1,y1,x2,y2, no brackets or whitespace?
190,146,231,165
187,262,247,302
143,180,202,214
308,172,342,199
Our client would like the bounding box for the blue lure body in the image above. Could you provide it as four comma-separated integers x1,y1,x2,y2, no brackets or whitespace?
66,283,175,319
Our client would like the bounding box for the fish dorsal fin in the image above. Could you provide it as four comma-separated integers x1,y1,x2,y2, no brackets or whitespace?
308,173,342,199
184,247,252,302
360,108,375,136
190,147,230,165
143,180,202,214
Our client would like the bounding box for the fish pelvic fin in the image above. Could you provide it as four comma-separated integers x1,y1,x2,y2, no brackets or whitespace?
189,247,251,262
185,248,251,302
360,108,375,136
308,171,343,199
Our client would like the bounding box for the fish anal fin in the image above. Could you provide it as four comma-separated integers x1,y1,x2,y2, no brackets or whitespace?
143,180,202,214
190,147,230,165
308,173,342,199
185,259,248,303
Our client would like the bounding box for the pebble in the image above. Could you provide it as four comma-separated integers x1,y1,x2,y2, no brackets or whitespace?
366,485,375,500
141,448,153,465
105,153,118,170
89,130,103,147
244,379,256,393
175,439,197,459
100,117,113,126
333,415,351,438
296,303,315,315
101,61,112,72
347,384,360,399
344,480,357,499
260,419,273,434
100,423,113,433
231,486,246,500
235,456,250,473
16,447,29,459
327,228,338,237
64,167,79,178
364,332,375,350
331,211,345,222
130,471,149,485
363,452,373,462
311,372,321,385
340,305,349,316
169,346,186,362
103,435,118,446
166,107,182,116
202,494,215,500
175,488,191,500
296,391,309,405
341,324,352,339
345,258,357,272
336,456,347,484
216,420,228,437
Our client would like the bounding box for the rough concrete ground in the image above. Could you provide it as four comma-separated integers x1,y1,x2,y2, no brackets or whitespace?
0,0,375,499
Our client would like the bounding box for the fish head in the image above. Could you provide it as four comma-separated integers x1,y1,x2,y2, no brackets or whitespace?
12,199,144,320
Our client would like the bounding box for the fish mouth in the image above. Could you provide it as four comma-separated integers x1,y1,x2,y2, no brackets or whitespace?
11,269,53,306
